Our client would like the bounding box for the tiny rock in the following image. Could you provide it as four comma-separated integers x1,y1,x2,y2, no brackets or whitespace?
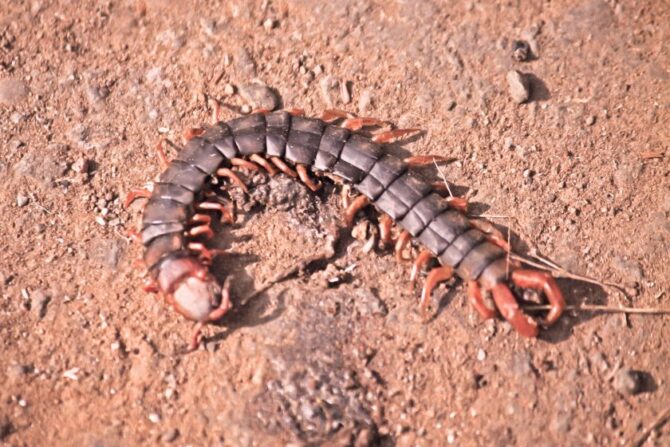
148,412,161,423
31,289,50,319
355,289,388,317
358,89,373,114
71,157,90,174
612,368,643,395
511,40,531,62
161,428,179,443
263,18,277,30
223,83,235,96
7,363,29,381
238,84,279,111
506,70,530,104
16,194,29,207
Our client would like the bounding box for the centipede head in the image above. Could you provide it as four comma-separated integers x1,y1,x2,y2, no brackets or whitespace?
157,257,223,323
172,273,222,322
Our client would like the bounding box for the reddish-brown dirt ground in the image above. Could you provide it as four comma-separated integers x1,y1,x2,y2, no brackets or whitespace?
1,1,669,445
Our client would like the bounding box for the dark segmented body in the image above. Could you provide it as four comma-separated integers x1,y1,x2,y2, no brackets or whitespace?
141,111,508,290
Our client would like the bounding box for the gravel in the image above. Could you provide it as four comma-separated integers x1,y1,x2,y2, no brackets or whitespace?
238,84,280,111
0,78,28,105
506,70,530,104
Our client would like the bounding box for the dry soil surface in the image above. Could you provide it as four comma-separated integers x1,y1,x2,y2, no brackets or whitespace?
1,0,669,446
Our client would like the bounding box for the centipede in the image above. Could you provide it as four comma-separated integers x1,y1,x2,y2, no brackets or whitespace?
126,107,565,351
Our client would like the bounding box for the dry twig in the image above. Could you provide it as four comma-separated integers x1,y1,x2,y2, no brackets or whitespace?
631,405,670,447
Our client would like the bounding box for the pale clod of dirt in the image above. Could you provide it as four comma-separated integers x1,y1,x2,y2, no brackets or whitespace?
506,70,530,104
612,368,643,395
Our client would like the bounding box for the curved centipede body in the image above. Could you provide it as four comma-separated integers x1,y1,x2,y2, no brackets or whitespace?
127,108,565,351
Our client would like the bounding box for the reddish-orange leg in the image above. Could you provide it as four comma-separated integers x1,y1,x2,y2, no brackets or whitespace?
124,188,152,208
467,281,496,320
188,225,214,239
409,249,434,291
183,127,205,141
470,218,510,251
378,214,394,248
143,278,159,293
296,164,322,192
419,265,454,316
197,201,235,224
217,168,249,193
155,140,170,168
344,195,370,227
231,157,260,171
511,270,565,325
320,109,354,123
190,213,212,226
490,283,539,337
187,242,225,265
405,155,454,166
285,108,305,117
250,154,279,176
371,128,420,144
188,280,233,352
342,117,387,131
394,230,412,261
270,157,298,178
446,197,468,213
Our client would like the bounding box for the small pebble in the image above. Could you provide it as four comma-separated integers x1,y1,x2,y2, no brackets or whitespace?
161,428,179,443
511,40,531,62
0,79,28,105
262,18,277,30
16,194,29,207
223,83,235,96
148,412,161,423
6,364,29,381
506,70,530,104
240,104,252,114
69,123,89,142
503,137,514,150
71,158,89,174
340,81,351,104
238,84,279,111
612,368,643,395
476,349,486,361
585,115,596,126
358,89,373,114
31,290,50,319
